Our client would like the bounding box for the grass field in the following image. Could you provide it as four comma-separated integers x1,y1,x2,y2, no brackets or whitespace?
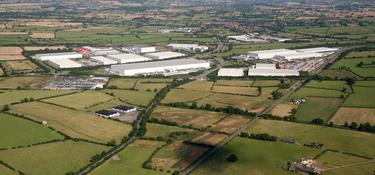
191,138,320,175
329,107,375,125
91,140,167,175
214,80,253,87
288,87,345,99
161,89,212,104
246,119,375,157
331,58,375,77
86,98,125,113
150,106,227,129
355,81,375,87
135,83,168,92
0,113,63,149
179,80,214,92
0,164,16,175
305,80,351,92
295,97,343,122
144,123,194,139
211,85,258,96
324,162,375,175
319,69,358,79
0,90,77,106
147,141,209,172
104,89,156,107
252,80,280,87
107,78,138,89
42,91,114,110
344,51,375,58
11,102,132,143
0,76,52,89
315,150,370,169
0,140,109,175
343,86,375,108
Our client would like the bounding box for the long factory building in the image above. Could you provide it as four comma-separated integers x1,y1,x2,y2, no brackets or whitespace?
248,63,299,77
248,47,338,60
110,58,210,76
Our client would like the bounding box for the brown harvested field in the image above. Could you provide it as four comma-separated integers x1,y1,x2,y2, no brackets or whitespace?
23,45,66,51
210,116,249,134
0,47,25,61
211,85,258,96
31,32,55,39
0,47,23,55
24,21,82,27
0,32,28,35
270,103,296,117
5,60,40,73
147,141,209,171
150,106,227,129
190,132,228,146
329,107,375,125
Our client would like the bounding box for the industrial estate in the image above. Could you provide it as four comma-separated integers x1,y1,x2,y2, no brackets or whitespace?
0,1,374,175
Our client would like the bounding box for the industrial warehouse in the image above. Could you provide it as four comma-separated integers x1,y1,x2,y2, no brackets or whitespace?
248,63,300,76
107,53,151,63
167,43,209,52
217,68,245,77
145,51,186,60
110,58,210,76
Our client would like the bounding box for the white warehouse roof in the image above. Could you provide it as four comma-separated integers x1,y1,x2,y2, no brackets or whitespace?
107,53,151,64
90,56,117,65
256,64,276,69
296,47,338,53
33,52,82,61
248,49,297,59
218,68,244,77
248,69,299,77
111,58,210,76
46,58,82,69
145,51,186,60
275,52,325,61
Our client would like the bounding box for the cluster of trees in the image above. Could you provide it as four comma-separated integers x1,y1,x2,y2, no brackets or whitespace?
259,114,297,122
342,122,375,132
271,91,283,100
166,102,256,117
240,132,277,142
20,98,34,103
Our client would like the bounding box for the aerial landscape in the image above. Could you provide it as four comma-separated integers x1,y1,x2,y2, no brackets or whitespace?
0,0,374,175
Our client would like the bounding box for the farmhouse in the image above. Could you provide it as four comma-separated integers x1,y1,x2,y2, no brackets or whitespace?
167,43,208,52
122,45,156,54
217,68,244,77
107,53,151,64
33,52,82,61
46,58,82,69
90,56,118,65
248,63,299,77
145,51,186,60
110,58,210,76
112,105,137,113
95,110,120,118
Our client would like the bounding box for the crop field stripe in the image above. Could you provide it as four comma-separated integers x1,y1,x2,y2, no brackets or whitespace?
0,160,25,175
325,94,352,122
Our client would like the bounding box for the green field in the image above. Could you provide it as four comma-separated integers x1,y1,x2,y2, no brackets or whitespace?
86,99,125,112
0,140,109,175
107,78,138,89
286,26,375,39
0,77,52,89
252,80,280,87
331,58,375,77
345,51,375,58
179,80,214,92
214,80,253,87
324,162,375,175
319,69,358,79
355,81,375,87
103,89,156,107
305,81,351,92
315,151,370,169
91,140,167,175
144,123,194,139
191,138,320,175
0,113,63,149
11,102,132,143
161,89,212,104
288,87,345,99
343,86,375,108
0,164,16,175
295,97,343,122
246,119,375,157
0,90,77,106
42,91,114,110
